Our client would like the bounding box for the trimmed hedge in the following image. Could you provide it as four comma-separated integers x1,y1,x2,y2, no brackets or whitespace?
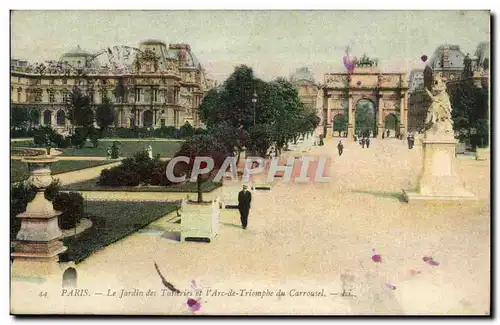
100,126,207,139
98,150,172,187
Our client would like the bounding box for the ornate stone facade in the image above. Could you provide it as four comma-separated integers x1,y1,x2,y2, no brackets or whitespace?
10,40,214,133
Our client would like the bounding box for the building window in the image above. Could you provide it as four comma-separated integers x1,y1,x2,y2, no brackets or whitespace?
43,110,52,125
62,78,67,85
49,79,54,85
62,91,69,103
160,119,165,127
89,91,94,103
101,90,108,102
17,88,22,103
167,88,174,104
153,89,158,102
56,110,66,125
48,90,55,103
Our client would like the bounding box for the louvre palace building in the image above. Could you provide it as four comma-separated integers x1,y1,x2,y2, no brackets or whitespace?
10,40,215,133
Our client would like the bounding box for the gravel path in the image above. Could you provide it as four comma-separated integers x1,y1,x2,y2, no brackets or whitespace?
11,137,490,315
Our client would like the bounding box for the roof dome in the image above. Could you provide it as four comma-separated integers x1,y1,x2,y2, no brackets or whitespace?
140,39,166,46
290,67,315,83
61,45,93,58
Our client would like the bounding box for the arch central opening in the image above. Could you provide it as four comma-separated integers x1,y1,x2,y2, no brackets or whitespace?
355,99,376,138
332,114,347,137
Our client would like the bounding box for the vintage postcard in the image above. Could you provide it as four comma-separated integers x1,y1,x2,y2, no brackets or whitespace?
10,10,491,315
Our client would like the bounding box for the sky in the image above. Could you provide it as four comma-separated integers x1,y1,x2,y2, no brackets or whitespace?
10,10,490,83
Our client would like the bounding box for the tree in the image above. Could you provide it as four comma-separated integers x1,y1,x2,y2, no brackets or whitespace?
197,65,314,159
179,121,195,138
65,86,94,128
450,55,489,147
208,121,249,165
10,105,30,131
355,101,375,134
95,98,115,134
175,134,229,203
333,115,347,133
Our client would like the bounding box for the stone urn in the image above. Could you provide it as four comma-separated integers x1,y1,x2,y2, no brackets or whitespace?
11,156,67,278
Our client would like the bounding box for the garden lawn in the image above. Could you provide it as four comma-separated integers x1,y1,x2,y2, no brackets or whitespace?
10,140,35,152
59,140,183,157
62,177,222,193
10,160,117,183
60,201,180,264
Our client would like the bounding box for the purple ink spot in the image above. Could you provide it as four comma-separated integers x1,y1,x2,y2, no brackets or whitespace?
356,81,362,86
421,55,428,62
343,55,356,74
187,298,202,312
428,260,440,266
385,283,396,290
423,256,432,262
372,254,382,262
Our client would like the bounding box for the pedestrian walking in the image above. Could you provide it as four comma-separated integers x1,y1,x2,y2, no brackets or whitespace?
337,140,344,156
410,135,415,149
238,185,252,229
361,138,365,148
386,129,390,138
366,138,370,148
407,135,412,149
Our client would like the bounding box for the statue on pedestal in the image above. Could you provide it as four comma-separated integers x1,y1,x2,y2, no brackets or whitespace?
424,74,454,138
147,145,153,160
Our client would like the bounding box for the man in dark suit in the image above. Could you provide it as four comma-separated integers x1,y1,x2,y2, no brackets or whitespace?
238,185,252,229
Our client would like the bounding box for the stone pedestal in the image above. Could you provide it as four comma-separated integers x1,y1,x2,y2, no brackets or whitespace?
326,126,333,137
403,136,476,203
11,156,67,280
347,124,354,141
377,125,383,139
180,197,221,242
399,125,406,138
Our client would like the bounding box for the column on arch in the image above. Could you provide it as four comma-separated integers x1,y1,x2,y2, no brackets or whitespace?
377,94,384,139
347,95,354,140
326,97,333,137
399,91,406,137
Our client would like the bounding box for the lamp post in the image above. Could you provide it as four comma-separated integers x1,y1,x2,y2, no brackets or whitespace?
252,91,257,126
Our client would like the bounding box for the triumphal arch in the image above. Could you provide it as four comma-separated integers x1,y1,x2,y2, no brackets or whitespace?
317,64,409,139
